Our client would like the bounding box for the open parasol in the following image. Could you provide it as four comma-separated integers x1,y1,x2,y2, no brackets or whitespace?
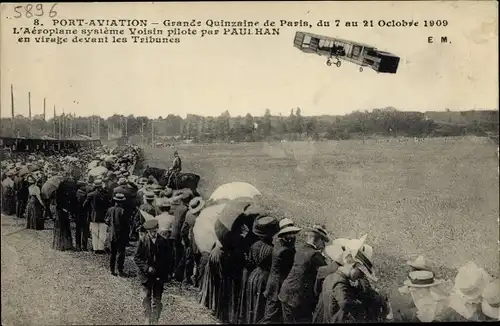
88,166,108,178
18,166,30,177
87,160,100,170
209,182,262,202
193,203,227,253
139,209,155,222
215,197,256,248
41,175,63,199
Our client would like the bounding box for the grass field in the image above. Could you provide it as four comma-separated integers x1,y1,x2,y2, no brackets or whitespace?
145,136,499,296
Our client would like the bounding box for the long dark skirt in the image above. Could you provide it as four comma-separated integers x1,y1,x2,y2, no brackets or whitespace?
242,267,270,324
2,187,16,215
26,196,44,230
52,208,73,251
199,246,222,312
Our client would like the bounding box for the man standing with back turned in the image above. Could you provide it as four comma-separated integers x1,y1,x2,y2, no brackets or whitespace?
134,219,173,325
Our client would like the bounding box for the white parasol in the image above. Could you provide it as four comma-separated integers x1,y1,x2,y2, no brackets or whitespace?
208,182,262,202
88,166,108,177
193,203,227,253
139,209,155,222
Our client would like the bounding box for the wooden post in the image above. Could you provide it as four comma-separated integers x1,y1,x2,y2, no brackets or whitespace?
11,84,15,136
28,92,32,137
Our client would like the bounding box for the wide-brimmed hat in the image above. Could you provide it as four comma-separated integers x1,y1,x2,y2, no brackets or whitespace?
113,193,126,201
404,270,444,288
482,279,500,320
277,218,302,237
143,219,159,230
189,197,205,214
407,255,432,271
93,179,103,187
118,177,127,185
346,234,378,282
305,225,330,242
252,215,279,238
454,262,491,303
162,188,174,198
144,191,155,200
324,243,345,264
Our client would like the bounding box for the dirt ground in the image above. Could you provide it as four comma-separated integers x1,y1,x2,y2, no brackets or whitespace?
1,215,218,326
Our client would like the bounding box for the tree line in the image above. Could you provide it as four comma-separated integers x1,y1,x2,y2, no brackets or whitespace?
0,107,498,143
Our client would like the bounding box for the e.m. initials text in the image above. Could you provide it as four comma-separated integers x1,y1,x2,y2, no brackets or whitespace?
428,36,449,44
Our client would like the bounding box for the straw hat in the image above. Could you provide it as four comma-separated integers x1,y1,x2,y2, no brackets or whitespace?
113,193,126,201
404,270,444,288
454,262,490,303
188,197,205,214
407,255,431,271
93,179,103,187
158,198,172,208
144,191,155,200
276,218,301,237
252,215,279,238
481,279,500,320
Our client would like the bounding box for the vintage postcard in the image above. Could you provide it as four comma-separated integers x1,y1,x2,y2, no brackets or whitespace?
1,1,498,325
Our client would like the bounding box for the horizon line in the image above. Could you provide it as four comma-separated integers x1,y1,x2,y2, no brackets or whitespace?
1,107,498,120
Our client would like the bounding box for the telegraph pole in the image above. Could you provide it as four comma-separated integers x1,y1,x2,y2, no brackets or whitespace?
151,120,154,148
11,84,15,136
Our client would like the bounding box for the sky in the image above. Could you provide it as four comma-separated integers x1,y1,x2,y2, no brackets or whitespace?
0,1,498,119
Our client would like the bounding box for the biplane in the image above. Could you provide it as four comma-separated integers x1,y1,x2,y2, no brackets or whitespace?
293,31,400,74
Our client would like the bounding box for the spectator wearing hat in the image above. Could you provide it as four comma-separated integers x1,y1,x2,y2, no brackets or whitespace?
113,176,139,228
240,215,280,324
278,225,329,323
261,218,301,324
83,179,111,253
53,172,78,251
134,219,173,325
481,279,500,321
105,193,130,277
140,192,161,217
180,196,205,286
169,197,189,282
154,199,175,239
106,173,119,200
447,261,493,321
314,242,345,298
25,174,45,230
312,251,389,323
74,181,90,251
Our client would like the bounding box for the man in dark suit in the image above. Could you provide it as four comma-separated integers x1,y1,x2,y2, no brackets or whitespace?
134,219,173,325
83,179,111,253
278,225,330,323
261,218,301,324
105,193,130,277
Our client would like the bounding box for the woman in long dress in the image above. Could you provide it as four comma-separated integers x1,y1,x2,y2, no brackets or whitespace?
52,176,75,251
240,216,279,324
25,175,45,230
